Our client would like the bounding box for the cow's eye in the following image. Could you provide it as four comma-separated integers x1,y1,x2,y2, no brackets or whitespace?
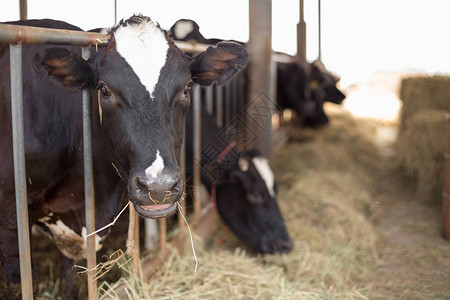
183,82,192,97
98,83,111,98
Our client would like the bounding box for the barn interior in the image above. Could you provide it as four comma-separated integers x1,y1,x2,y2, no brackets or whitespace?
1,1,449,299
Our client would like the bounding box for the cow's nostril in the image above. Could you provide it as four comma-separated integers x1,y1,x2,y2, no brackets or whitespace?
135,177,149,191
171,183,180,194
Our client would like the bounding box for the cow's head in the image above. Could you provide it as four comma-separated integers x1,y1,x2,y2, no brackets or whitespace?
310,60,346,105
278,62,318,118
33,15,249,218
215,149,293,254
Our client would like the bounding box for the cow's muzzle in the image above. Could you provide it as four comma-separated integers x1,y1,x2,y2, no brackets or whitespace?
129,172,184,219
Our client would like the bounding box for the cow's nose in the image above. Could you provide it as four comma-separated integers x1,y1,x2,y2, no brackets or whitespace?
132,174,182,206
276,237,294,253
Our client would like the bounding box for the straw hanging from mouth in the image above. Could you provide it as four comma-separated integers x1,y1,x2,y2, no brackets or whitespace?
177,202,198,272
86,201,130,238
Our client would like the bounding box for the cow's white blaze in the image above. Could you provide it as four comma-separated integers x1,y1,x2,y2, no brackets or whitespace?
114,19,169,99
145,150,164,183
252,157,275,197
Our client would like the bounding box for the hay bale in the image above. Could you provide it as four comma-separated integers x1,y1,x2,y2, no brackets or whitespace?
397,109,448,203
399,75,450,130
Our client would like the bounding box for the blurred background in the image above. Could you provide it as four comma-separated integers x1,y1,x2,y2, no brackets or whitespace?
2,0,450,122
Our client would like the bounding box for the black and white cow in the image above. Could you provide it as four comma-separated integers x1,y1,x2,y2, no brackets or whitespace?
0,16,248,298
185,106,293,254
170,19,225,46
171,18,345,127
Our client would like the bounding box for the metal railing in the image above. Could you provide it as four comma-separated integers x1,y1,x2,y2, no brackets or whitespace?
0,22,246,299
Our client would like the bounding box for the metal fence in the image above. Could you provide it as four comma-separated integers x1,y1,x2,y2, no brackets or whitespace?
0,23,247,299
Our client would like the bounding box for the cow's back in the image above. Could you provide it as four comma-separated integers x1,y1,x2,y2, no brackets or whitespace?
0,20,84,203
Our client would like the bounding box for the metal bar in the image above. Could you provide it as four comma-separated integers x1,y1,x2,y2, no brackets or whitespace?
205,86,213,115
144,219,158,250
225,84,231,126
132,211,140,276
239,71,246,115
10,43,34,300
178,133,186,230
0,24,107,46
192,84,202,217
248,0,273,160
215,85,224,127
158,219,167,249
297,0,307,63
175,41,209,54
0,24,210,54
82,47,97,299
318,0,322,60
19,0,27,20
442,116,450,240
232,76,239,120
114,0,118,25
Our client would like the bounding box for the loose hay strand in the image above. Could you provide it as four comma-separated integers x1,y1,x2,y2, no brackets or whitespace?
177,202,198,272
86,201,130,238
75,249,128,281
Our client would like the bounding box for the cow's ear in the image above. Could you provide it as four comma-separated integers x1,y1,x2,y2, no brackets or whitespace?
33,47,96,92
189,42,249,86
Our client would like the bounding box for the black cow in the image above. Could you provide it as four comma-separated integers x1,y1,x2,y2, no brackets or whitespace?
171,19,345,127
0,16,248,298
185,106,293,254
277,58,346,127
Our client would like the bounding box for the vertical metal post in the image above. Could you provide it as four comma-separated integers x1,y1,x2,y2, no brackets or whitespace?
114,0,118,25
19,0,27,20
132,211,140,275
82,47,97,300
144,219,158,250
318,0,322,60
178,134,186,230
205,86,213,115
232,77,238,120
297,0,307,63
248,0,274,160
442,116,450,240
158,219,167,249
192,84,202,217
225,84,231,126
215,86,223,127
10,43,33,300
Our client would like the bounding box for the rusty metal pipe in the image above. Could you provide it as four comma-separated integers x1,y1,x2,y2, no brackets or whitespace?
0,24,107,46
159,218,167,249
82,47,97,299
0,24,210,53
20,0,27,20
442,116,450,240
178,135,187,230
193,85,202,217
215,85,224,128
10,43,34,300
205,86,213,115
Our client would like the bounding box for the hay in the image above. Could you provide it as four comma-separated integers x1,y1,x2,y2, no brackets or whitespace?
397,109,448,203
397,75,450,203
94,108,450,299
97,109,381,299
399,75,450,131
